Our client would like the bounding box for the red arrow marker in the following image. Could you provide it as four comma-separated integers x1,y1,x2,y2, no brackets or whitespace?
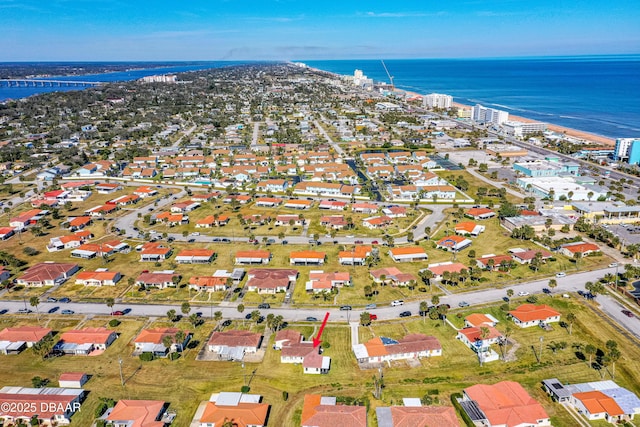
313,312,330,348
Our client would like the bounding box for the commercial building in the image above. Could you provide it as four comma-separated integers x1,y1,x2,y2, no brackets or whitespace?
516,176,607,201
513,158,580,177
502,121,547,137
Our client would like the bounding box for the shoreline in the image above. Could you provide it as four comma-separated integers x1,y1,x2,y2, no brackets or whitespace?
307,64,617,147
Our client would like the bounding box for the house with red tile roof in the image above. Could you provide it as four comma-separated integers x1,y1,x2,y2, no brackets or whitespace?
195,392,269,427
436,235,472,252
465,207,496,220
74,269,121,286
9,209,47,230
255,197,283,207
389,246,428,262
319,200,348,210
339,246,372,265
301,394,367,427
108,194,140,206
95,182,122,194
362,215,393,229
246,269,298,294
455,221,485,236
67,216,92,231
572,391,625,423
235,250,271,265
382,206,408,218
0,386,84,426
509,304,561,328
105,400,167,427
274,330,330,374
426,262,468,280
175,249,215,264
133,328,191,356
133,186,158,198
136,271,179,289
207,330,263,361
188,276,228,292
476,254,514,271
369,267,417,287
462,381,550,427
47,234,84,252
290,250,326,265
0,226,15,240
154,212,187,226
0,326,53,354
84,204,118,218
456,326,504,363
320,215,347,229
352,202,379,214
560,241,600,258
54,327,117,355
306,271,351,292
352,334,442,365
510,249,553,264
376,402,460,427
16,262,79,287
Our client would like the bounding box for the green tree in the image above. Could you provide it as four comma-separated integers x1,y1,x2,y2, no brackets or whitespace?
106,297,115,314
565,312,576,335
29,296,40,322
181,302,191,316
237,304,245,326
585,344,597,367
32,334,55,359
167,309,178,322
360,312,371,326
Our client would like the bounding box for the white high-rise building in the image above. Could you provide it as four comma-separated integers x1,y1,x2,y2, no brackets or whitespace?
423,93,453,109
502,121,547,137
472,104,509,125
353,69,373,90
614,138,640,161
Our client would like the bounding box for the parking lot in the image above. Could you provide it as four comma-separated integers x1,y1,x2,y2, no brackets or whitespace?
605,223,640,246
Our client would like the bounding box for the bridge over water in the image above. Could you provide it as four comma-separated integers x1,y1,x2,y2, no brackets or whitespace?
0,79,103,88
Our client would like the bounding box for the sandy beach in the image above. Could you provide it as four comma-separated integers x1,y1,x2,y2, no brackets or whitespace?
452,101,615,146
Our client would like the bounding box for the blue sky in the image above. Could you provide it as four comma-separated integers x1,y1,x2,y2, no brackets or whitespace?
1,0,639,60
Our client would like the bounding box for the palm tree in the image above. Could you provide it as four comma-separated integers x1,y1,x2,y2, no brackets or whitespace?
214,311,223,330
181,302,191,317
585,344,597,368
29,296,40,322
608,348,621,379
222,418,238,427
565,313,576,335
237,304,245,326
106,297,115,315
478,326,490,366
430,295,440,306
547,279,557,293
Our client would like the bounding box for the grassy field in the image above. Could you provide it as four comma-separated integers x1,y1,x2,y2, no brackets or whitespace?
1,294,639,426
436,170,523,204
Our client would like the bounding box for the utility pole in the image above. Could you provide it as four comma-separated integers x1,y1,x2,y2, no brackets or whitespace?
118,357,125,386
539,336,544,363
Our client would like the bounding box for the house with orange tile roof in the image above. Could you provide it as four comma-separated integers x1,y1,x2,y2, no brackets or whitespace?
207,330,263,361
352,334,441,365
175,249,215,264
47,234,85,252
284,199,313,210
0,326,53,354
188,276,229,292
274,330,330,374
376,401,460,427
246,269,298,294
74,269,121,286
425,262,468,280
369,267,417,287
560,241,600,258
290,250,326,265
255,197,284,207
9,208,47,230
84,203,118,218
436,235,472,252
66,216,92,231
195,392,269,427
133,186,158,198
464,313,499,328
54,327,117,355
306,271,351,292
235,250,271,265
105,399,167,427
139,242,172,262
465,207,496,220
16,262,79,287
133,328,191,356
301,394,367,427
461,381,550,427
0,226,15,240
95,182,122,194
0,386,85,426
136,271,179,289
154,212,187,226
389,246,428,262
108,194,140,206
195,215,215,228
455,221,485,237
191,191,220,202
352,202,379,214
510,248,553,264
320,215,347,229
362,215,393,229
508,304,561,328
572,391,625,423
339,246,372,265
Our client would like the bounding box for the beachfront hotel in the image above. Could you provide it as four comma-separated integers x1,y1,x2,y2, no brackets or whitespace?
423,93,453,109
472,104,509,125
614,138,640,164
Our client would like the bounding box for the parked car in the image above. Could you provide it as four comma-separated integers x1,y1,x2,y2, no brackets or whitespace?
0,309,7,315
111,311,124,316
305,317,318,322
391,300,404,307
518,291,530,296
458,301,470,307
542,288,551,294
46,297,58,303
365,303,377,310
339,305,352,311
371,240,379,245
17,309,32,314
258,303,270,309
555,272,566,278
282,240,288,245
369,314,378,321
399,311,412,318
609,263,618,268
59,297,71,303
622,309,634,318
48,306,60,313
61,309,75,315
187,238,196,243
354,240,364,244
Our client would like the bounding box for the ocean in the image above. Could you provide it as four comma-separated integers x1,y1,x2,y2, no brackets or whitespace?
302,55,640,139
1,56,639,139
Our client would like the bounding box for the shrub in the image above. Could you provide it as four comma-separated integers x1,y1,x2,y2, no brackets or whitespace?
240,385,250,393
169,352,180,361
108,319,121,327
139,352,154,362
320,341,331,349
282,391,289,401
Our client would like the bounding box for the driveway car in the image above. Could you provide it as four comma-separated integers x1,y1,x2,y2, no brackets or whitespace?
59,297,71,303
61,309,75,315
399,311,412,318
339,305,352,311
258,303,270,309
